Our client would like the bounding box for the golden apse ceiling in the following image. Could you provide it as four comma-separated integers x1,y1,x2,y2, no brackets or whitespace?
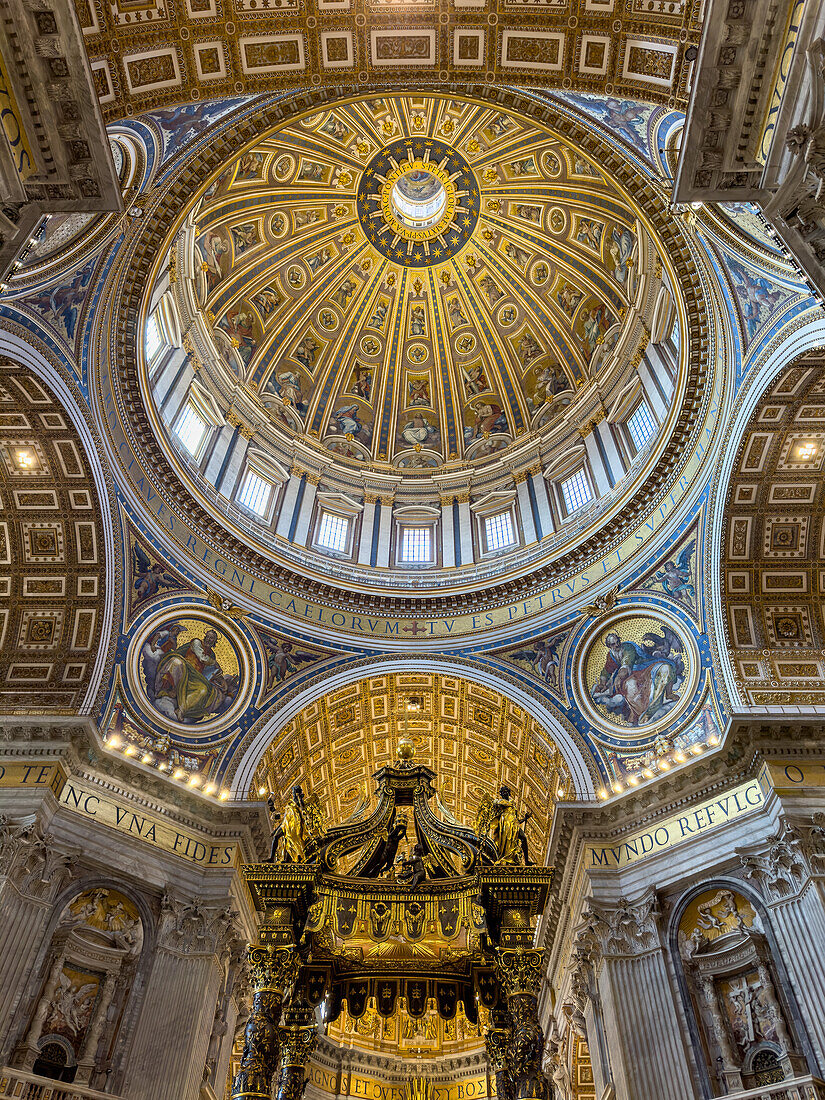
249,670,574,860
249,670,574,1052
173,93,654,469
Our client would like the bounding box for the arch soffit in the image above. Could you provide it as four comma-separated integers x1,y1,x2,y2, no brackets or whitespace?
0,327,119,715
706,319,825,707
229,653,598,803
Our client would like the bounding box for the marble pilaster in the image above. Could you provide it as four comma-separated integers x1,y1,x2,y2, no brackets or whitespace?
0,819,75,1057
456,497,473,566
275,472,304,539
376,499,394,568
573,896,696,1100
293,474,320,546
121,894,237,1100
440,496,456,568
514,476,537,544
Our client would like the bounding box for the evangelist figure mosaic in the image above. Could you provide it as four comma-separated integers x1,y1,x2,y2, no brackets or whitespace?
584,615,691,730
139,616,241,725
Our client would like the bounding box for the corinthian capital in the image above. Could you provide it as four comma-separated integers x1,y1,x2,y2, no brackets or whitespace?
576,890,660,958
0,815,76,902
158,891,242,957
494,947,545,998
484,1022,510,1070
739,818,808,900
247,944,301,996
278,1000,317,1067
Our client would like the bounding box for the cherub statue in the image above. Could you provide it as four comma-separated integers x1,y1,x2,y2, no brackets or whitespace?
476,786,532,865
396,843,427,889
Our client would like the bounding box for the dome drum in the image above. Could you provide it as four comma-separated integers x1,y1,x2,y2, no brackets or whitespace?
140,92,686,596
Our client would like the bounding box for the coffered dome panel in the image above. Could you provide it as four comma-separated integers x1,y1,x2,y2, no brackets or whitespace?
99,86,715,634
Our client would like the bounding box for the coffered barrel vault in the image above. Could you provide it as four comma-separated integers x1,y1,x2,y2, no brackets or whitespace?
75,0,700,124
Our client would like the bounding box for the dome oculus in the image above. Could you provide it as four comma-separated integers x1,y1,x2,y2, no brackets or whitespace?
358,139,478,266
391,169,447,228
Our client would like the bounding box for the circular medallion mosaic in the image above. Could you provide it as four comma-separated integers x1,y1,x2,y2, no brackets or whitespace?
575,610,699,739
356,138,479,267
129,611,251,735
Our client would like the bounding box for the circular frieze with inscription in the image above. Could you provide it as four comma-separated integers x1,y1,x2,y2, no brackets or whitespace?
357,138,479,267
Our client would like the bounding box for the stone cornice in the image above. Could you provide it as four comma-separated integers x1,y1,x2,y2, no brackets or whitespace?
0,718,271,859
540,719,825,972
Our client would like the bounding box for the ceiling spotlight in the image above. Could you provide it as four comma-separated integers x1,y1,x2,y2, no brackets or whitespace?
107,734,121,749
188,774,201,787
258,785,267,795
597,788,608,800
219,790,230,800
15,449,34,469
204,783,216,795
141,753,153,764
796,440,817,460
174,768,187,780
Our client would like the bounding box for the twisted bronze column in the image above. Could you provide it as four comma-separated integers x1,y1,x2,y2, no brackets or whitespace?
494,948,550,1100
274,1000,318,1100
484,1007,513,1100
231,946,300,1100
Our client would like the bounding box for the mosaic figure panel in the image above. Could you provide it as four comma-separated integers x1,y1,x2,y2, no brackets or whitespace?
135,615,243,726
581,613,694,732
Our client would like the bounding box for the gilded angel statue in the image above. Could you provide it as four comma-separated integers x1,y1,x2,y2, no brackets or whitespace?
265,784,324,863
475,785,532,865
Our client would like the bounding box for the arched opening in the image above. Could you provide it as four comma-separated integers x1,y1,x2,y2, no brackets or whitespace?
32,1039,76,1083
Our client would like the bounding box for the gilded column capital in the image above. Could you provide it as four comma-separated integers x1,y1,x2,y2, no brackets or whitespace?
247,945,301,995
277,1000,318,1066
494,947,545,998
275,1000,317,1100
